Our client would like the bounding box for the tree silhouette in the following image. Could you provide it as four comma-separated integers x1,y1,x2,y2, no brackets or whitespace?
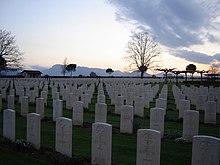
61,57,68,77
125,31,161,78
208,63,219,74
0,29,23,70
106,68,114,76
66,63,76,77
90,72,97,77
186,64,197,80
172,70,181,84
0,55,7,72
196,70,209,81
156,68,176,83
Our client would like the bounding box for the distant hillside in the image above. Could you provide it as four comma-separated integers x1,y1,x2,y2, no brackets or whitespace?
1,64,159,77
41,64,151,77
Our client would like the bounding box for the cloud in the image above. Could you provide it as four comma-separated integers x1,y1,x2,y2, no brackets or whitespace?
25,64,48,71
109,0,220,47
172,50,220,64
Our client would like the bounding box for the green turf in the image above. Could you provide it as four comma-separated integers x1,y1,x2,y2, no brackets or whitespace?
0,82,219,165
0,146,52,165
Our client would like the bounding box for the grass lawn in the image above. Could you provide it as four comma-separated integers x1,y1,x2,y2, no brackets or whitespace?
0,82,219,165
0,146,53,165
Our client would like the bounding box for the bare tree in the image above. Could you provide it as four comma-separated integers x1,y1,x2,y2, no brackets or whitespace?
0,29,23,70
61,57,68,76
208,63,219,74
125,31,161,78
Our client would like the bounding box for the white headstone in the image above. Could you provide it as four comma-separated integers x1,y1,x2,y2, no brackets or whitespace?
9,88,15,96
208,92,215,101
191,135,220,165
29,90,36,103
155,98,167,111
53,99,63,122
81,93,89,109
150,107,166,138
40,91,48,106
204,101,216,124
183,110,199,142
53,91,59,100
114,95,124,114
27,113,41,149
34,86,39,97
18,88,24,103
66,93,74,110
95,103,107,123
98,89,104,96
1,88,6,100
7,95,15,109
179,99,191,118
21,96,29,117
126,92,134,106
120,105,133,134
3,109,15,141
92,122,112,165
196,95,207,111
134,96,145,117
97,94,106,104
143,92,150,108
56,117,72,157
136,129,161,165
36,98,45,119
72,101,84,126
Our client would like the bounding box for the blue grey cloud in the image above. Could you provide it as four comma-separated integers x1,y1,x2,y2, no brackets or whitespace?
109,0,220,64
109,0,220,47
172,50,220,64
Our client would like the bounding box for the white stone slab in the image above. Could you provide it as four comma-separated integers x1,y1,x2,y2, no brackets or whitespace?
27,113,41,149
72,101,84,126
21,96,29,117
3,109,15,141
95,103,107,123
183,110,199,142
120,105,133,134
92,122,112,165
150,107,165,138
191,135,220,165
56,117,72,157
136,129,161,165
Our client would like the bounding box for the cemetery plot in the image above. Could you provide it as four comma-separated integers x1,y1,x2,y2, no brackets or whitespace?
0,78,219,165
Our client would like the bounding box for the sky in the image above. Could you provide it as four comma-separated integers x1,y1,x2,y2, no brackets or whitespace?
0,0,220,73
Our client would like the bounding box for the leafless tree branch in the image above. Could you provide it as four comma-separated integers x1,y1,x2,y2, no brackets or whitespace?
0,29,23,70
124,31,161,78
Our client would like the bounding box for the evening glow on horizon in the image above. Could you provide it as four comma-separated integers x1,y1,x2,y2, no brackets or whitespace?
0,0,219,73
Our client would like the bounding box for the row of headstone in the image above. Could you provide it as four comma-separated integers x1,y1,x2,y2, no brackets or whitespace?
155,85,168,112
2,108,73,157
105,82,159,117
173,85,218,125
0,78,96,110
181,85,220,114
10,83,204,143
2,107,219,164
3,81,211,142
